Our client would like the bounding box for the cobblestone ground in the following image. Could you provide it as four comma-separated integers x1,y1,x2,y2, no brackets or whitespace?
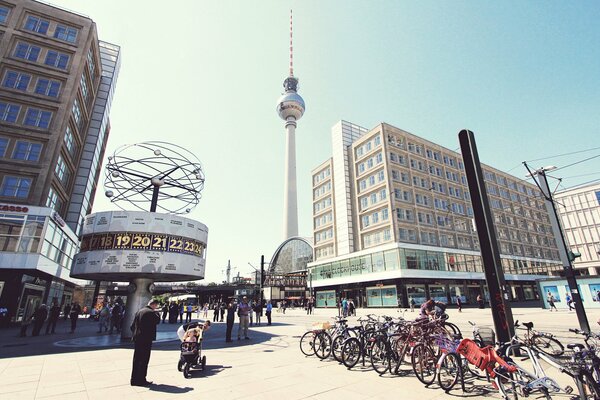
0,305,598,399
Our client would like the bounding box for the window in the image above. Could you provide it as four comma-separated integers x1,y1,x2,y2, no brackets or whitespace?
55,155,70,185
0,176,32,198
79,74,88,101
0,102,20,123
13,141,42,161
87,50,96,80
24,108,52,129
2,71,31,91
46,187,63,211
72,99,81,127
45,50,69,69
0,138,8,157
54,25,78,43
14,42,40,61
596,191,600,206
24,15,49,34
374,136,381,146
0,6,9,23
35,78,61,97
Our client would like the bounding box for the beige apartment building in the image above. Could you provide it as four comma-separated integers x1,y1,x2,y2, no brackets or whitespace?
555,182,600,275
308,121,562,308
0,0,120,325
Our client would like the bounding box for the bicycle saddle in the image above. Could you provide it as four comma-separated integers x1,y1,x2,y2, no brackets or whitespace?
523,321,534,330
567,343,585,352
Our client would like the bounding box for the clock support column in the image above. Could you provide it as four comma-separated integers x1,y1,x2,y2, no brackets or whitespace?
122,277,154,340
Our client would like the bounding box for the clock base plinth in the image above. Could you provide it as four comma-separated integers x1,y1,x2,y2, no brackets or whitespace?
121,277,154,340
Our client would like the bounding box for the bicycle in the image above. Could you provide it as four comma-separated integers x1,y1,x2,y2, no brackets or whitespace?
340,315,379,369
514,320,564,357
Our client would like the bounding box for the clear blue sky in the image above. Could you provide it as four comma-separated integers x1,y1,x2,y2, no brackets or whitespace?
50,0,600,282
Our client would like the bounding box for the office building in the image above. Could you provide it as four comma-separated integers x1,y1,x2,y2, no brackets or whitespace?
555,182,600,275
0,0,120,325
308,121,562,307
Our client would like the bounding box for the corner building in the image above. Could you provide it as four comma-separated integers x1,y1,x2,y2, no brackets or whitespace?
309,121,562,308
0,0,120,324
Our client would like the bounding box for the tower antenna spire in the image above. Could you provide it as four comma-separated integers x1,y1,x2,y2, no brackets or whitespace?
289,9,294,77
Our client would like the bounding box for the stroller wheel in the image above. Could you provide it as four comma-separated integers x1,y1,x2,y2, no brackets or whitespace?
183,362,192,379
177,359,184,372
201,355,206,370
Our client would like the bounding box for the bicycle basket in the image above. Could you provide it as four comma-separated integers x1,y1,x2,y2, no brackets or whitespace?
561,350,597,368
478,327,496,346
434,334,460,353
311,321,331,330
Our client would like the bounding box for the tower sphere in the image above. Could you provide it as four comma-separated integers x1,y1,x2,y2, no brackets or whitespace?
276,92,305,121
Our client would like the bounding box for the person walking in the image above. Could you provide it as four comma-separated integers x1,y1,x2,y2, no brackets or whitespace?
547,291,558,311
456,295,463,313
237,296,251,340
341,298,348,318
225,301,236,342
202,303,208,319
31,304,48,336
566,293,574,311
219,301,225,322
45,300,61,335
69,302,81,333
409,296,416,312
348,299,355,316
161,303,168,323
130,299,160,387
306,299,313,315
97,302,110,333
266,301,273,325
477,294,485,309
212,302,219,322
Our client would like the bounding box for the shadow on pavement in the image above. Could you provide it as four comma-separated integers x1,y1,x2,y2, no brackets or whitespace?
149,383,194,394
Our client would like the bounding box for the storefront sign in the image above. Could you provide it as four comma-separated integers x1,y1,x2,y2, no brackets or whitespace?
0,204,29,213
318,261,367,279
264,273,306,288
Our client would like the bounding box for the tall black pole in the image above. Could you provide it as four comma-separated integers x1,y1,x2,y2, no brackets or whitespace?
150,185,160,212
260,255,265,307
529,167,590,332
459,129,515,343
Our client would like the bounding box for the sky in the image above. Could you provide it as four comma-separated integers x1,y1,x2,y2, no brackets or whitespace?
48,1,600,283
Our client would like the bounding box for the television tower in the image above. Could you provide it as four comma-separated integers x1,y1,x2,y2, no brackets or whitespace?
276,10,305,239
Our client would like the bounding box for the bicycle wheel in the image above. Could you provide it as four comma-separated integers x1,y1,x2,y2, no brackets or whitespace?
494,372,518,400
438,352,461,392
370,338,390,375
531,334,564,357
299,331,316,356
412,343,437,385
314,331,332,359
341,337,361,369
331,335,346,363
444,322,461,337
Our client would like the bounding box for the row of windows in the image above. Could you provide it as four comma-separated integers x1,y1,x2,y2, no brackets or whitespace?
313,181,331,199
313,167,331,185
361,207,389,229
357,151,383,175
355,134,381,158
0,101,53,128
0,137,42,161
23,14,79,44
314,196,332,214
363,228,391,248
359,189,387,211
315,245,334,260
314,212,333,229
358,169,385,192
315,228,333,244
14,42,70,70
2,70,62,98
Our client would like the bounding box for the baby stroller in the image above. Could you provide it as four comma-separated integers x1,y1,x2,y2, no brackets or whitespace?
177,322,207,378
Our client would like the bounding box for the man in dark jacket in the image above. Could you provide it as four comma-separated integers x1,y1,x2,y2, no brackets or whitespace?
225,301,236,342
32,304,48,336
130,299,160,386
45,300,61,334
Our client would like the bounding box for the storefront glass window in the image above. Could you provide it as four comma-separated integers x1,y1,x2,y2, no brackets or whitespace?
372,252,385,273
316,290,335,307
429,285,447,303
384,250,399,271
407,285,426,305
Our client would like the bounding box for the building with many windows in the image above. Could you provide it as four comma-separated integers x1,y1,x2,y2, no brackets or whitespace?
308,121,562,308
555,182,600,276
0,0,120,325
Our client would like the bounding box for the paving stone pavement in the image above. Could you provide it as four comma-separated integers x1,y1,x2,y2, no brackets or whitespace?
0,305,598,399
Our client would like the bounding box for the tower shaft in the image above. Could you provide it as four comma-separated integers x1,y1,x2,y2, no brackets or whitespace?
283,118,298,238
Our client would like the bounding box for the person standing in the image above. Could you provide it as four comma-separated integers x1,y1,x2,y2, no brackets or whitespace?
306,299,313,315
225,301,236,342
31,304,48,336
266,301,273,325
477,294,485,309
456,295,463,313
254,301,262,326
169,302,178,324
341,298,348,318
130,299,160,387
178,303,184,323
237,296,251,340
249,301,254,326
212,302,219,322
69,302,81,333
97,302,110,333
409,296,416,312
161,303,168,323
109,300,123,334
63,303,71,321
219,302,225,322
45,300,61,335
202,303,208,319
185,304,192,323
348,299,355,316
